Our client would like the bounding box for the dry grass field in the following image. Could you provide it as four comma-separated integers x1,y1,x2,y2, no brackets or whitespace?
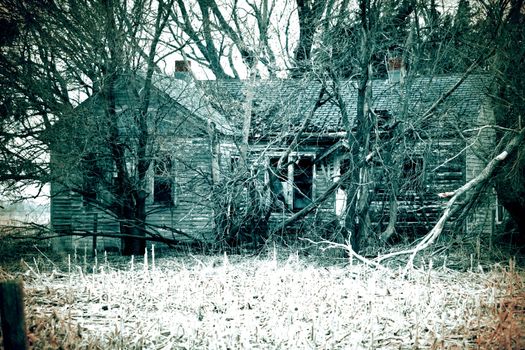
1,242,524,349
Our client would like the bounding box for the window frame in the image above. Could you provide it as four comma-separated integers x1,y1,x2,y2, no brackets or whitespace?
292,155,315,212
333,156,348,217
267,153,316,212
495,196,506,224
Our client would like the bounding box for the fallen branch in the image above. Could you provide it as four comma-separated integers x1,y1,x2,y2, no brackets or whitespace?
2,221,205,249
300,237,386,271
375,127,525,268
269,167,354,236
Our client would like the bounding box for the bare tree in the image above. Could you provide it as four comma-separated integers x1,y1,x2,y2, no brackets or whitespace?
259,0,511,255
167,0,284,78
0,0,184,255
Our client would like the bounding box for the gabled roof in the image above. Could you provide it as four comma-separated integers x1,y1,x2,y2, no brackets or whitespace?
153,75,236,135
200,74,488,137
74,73,236,138
75,73,488,142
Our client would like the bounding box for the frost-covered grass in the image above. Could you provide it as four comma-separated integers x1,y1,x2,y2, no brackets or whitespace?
2,246,525,349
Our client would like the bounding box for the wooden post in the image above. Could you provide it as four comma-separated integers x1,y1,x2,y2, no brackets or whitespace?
0,280,29,350
92,212,98,256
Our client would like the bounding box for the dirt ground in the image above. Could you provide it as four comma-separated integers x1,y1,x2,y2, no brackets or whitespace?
0,239,524,349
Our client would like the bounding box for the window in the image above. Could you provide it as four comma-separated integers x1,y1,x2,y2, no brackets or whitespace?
339,158,351,189
82,174,98,207
496,197,506,224
82,152,100,207
402,157,423,179
399,156,426,196
230,156,240,172
374,109,393,129
82,190,97,207
401,156,424,189
154,156,173,205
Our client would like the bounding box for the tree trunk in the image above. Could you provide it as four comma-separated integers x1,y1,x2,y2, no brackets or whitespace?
380,193,399,242
345,70,373,252
121,193,147,256
291,0,328,76
208,120,227,241
495,157,525,238
499,198,525,239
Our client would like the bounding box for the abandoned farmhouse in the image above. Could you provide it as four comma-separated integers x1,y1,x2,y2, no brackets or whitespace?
50,66,501,253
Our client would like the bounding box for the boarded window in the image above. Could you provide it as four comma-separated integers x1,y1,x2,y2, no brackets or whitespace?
154,156,173,205
293,157,314,211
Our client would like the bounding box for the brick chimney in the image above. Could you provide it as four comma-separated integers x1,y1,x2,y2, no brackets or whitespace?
386,56,405,83
174,60,192,80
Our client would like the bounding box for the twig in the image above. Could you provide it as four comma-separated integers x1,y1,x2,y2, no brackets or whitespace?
33,245,57,268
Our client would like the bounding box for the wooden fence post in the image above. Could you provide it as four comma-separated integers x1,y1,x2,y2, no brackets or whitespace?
0,279,29,350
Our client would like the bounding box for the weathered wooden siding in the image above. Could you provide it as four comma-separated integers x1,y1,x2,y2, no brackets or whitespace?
51,136,219,251
243,131,469,238
50,183,121,252
50,74,231,251
147,138,216,241
465,103,497,236
370,139,467,236
51,74,497,251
